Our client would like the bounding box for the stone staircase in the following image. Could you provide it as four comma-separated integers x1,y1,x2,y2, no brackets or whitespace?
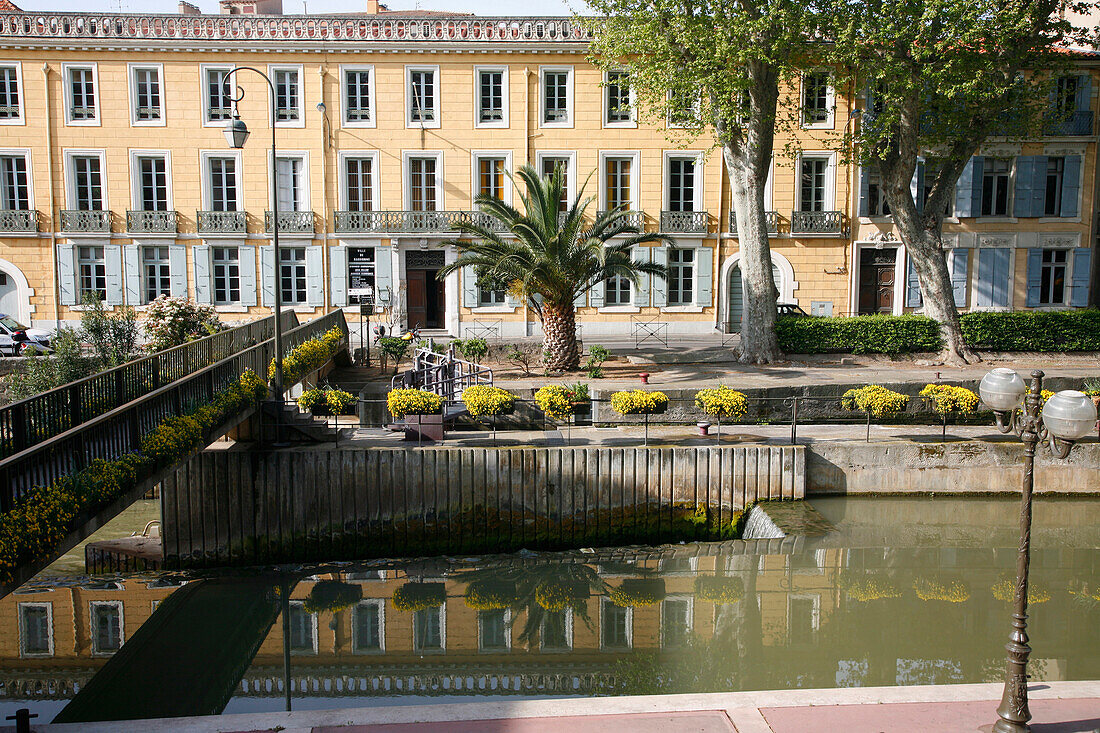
259,401,338,444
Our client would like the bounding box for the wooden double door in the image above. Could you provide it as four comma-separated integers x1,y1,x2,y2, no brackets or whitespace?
857,248,897,315
405,251,446,329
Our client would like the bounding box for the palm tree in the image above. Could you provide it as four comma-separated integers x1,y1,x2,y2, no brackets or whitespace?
440,164,670,371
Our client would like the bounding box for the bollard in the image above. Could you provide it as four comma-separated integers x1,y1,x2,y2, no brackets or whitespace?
6,709,38,733
639,372,650,384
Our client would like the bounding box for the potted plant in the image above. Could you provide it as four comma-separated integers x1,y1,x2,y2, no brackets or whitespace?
565,382,591,425
324,388,357,416
608,578,666,607
694,386,748,444
297,387,326,414
303,579,363,614
392,581,446,611
464,578,519,610
1084,379,1100,409
991,578,1050,605
919,384,979,441
387,388,445,443
461,385,516,443
838,572,903,602
841,385,909,441
610,389,670,445
534,384,575,423
693,575,744,604
912,576,970,603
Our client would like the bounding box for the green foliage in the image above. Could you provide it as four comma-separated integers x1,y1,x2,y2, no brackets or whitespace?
297,388,325,413
461,385,516,417
841,385,909,416
303,580,362,614
142,296,223,352
610,390,669,415
416,338,446,355
377,336,410,374
6,328,89,400
452,337,489,363
564,382,590,402
505,344,535,375
80,293,140,368
776,314,943,354
392,582,446,611
585,344,610,379
960,310,1100,352
1083,379,1100,398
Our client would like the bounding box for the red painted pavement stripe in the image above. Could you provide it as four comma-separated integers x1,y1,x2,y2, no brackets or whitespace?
310,710,737,733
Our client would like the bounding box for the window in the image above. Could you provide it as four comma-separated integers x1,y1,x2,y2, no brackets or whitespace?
605,156,634,212
275,157,304,212
866,168,891,217
90,602,122,655
144,246,171,302
661,598,691,647
476,156,507,201
288,602,316,653
605,70,632,125
203,67,233,123
212,246,240,305
345,157,374,212
1044,157,1066,217
0,155,29,210
353,601,383,652
788,596,818,645
408,156,439,212
208,156,238,212
407,67,438,126
541,68,572,126
19,603,52,656
135,155,169,211
477,68,506,126
541,609,571,650
1052,75,1079,118
0,65,22,122
802,71,832,126
981,158,1011,216
280,247,307,304
1039,248,1068,305
66,65,98,123
273,67,300,123
343,67,375,125
540,155,571,213
71,155,104,211
601,600,630,649
413,606,443,652
78,246,107,301
479,610,509,650
667,157,697,212
479,286,506,306
668,248,694,306
667,89,699,128
130,65,162,123
799,157,828,212
605,275,631,306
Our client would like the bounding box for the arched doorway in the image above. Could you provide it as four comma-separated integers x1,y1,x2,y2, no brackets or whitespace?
0,259,32,324
726,261,782,333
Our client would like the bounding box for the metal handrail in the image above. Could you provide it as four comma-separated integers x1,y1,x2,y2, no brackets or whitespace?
0,312,299,462
390,347,493,402
0,310,348,508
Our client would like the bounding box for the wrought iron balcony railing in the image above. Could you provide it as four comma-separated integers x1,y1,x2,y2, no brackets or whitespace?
1043,110,1094,137
60,209,110,233
126,210,177,234
790,210,845,235
0,209,37,233
69,106,96,120
659,210,708,233
265,210,315,234
196,210,246,234
728,211,779,236
596,210,644,229
333,210,507,233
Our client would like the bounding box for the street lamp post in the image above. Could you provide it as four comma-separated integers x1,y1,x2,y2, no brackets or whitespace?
221,67,285,400
978,368,1097,733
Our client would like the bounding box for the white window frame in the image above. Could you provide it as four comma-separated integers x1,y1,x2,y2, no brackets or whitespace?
18,602,54,657
338,150,381,211
0,62,25,126
474,66,509,129
90,600,124,656
539,607,574,652
142,245,172,303
0,148,34,211
63,149,108,211
603,69,636,129
352,599,386,654
267,150,311,212
211,245,242,306
339,64,376,129
795,151,838,212
786,593,821,645
269,63,305,129
200,150,244,212
62,62,100,127
477,608,512,652
663,151,705,213
200,65,235,128
287,600,319,655
800,69,835,130
539,66,574,129
471,150,513,207
659,595,694,648
402,150,444,211
129,150,173,212
979,156,1015,220
536,150,577,207
599,597,633,650
127,62,165,127
666,89,701,129
667,246,696,307
411,603,446,653
405,65,441,129
598,150,641,213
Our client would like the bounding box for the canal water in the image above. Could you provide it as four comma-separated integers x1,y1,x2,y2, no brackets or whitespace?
1,495,1098,724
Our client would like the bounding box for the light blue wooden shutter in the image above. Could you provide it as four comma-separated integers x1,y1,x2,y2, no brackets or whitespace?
651,246,669,307
169,245,187,298
123,244,141,306
1075,74,1092,115
260,245,275,306
695,246,713,307
858,166,870,217
632,246,651,306
905,254,923,308
1061,155,1081,217
461,265,478,308
238,245,257,307
1070,248,1092,307
975,248,1011,308
1013,156,1038,217
193,245,211,304
104,245,124,305
950,248,968,308
329,245,347,307
573,287,586,307
305,246,323,307
56,243,76,306
587,274,605,308
954,157,981,217
374,246,392,305
912,160,925,215
1025,248,1043,307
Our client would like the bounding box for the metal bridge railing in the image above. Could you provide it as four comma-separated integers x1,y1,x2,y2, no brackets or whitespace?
391,346,493,402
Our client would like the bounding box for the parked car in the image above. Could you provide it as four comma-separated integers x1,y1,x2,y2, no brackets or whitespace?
776,303,810,317
0,314,52,355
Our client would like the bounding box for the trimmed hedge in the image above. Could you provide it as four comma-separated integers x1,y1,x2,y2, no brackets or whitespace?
959,310,1100,351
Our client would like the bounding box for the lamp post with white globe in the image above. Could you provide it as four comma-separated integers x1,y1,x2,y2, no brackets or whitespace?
979,368,1097,733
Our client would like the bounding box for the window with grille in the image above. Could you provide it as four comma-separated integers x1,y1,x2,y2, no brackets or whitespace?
541,156,570,212
72,156,103,211
605,157,633,212
668,157,696,212
345,69,372,122
981,158,1011,217
543,70,569,123
345,157,373,212
669,248,695,305
133,67,161,121
1039,248,1068,305
802,71,831,125
477,157,506,201
409,69,436,123
353,602,382,652
606,71,632,124
144,247,171,302
90,602,122,655
209,157,238,212
276,157,303,212
0,155,29,210
137,156,169,211
478,70,504,123
68,67,96,120
19,604,52,656
274,68,299,122
409,157,438,212
78,245,106,301
0,66,20,120
799,157,828,212
205,68,233,122
280,247,307,304
212,246,240,305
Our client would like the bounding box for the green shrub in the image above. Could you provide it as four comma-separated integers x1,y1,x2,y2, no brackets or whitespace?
324,389,357,415
377,336,410,374
142,296,223,352
776,314,943,354
297,388,325,413
454,337,489,363
6,328,91,400
841,385,909,416
585,344,610,379
960,310,1100,351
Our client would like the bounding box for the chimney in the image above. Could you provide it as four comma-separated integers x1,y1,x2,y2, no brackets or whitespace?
366,0,383,14
178,1,201,14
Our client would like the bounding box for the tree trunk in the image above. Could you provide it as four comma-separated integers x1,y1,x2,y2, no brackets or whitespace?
542,301,580,371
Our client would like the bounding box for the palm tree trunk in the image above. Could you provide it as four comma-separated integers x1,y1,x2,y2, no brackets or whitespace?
542,302,580,371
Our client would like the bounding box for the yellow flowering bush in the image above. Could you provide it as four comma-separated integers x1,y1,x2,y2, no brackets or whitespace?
387,389,443,419
694,386,748,420
920,384,980,415
270,326,346,385
1068,579,1100,602
141,415,203,467
839,573,903,602
1041,389,1055,404
841,385,909,416
535,580,588,610
992,579,1050,605
611,390,670,415
694,575,744,603
608,578,666,607
461,386,516,417
297,388,325,412
303,580,362,614
239,368,268,402
534,384,573,420
913,577,970,602
325,389,357,415
392,582,446,611
463,579,518,610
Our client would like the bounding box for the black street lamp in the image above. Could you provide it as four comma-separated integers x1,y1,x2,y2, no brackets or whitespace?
978,368,1097,733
